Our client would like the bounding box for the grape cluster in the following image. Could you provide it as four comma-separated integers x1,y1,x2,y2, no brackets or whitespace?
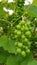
13,20,32,57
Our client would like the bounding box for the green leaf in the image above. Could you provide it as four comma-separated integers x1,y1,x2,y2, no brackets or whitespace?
28,60,37,65
20,52,33,65
21,60,27,65
7,3,15,10
0,3,5,18
6,55,19,65
0,47,9,63
27,5,37,17
33,0,37,6
0,2,9,19
0,35,16,54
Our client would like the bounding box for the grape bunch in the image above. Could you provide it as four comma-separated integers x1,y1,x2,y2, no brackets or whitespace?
12,20,33,57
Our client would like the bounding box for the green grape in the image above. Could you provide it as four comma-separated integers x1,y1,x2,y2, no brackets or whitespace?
19,20,25,25
16,48,21,53
16,25,21,29
21,51,26,57
27,21,31,26
21,27,24,31
23,45,26,48
24,26,29,31
29,27,32,31
21,26,25,30
14,30,18,33
14,35,18,38
25,46,28,49
28,41,31,45
21,35,25,39
26,49,30,53
17,31,21,35
25,31,31,38
18,42,23,47
25,31,31,35
23,46,29,52
24,38,28,42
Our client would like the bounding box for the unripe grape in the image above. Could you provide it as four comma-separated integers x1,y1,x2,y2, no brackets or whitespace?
21,51,26,57
14,30,18,33
21,25,25,31
25,31,31,35
24,26,29,31
23,45,26,48
20,20,25,25
25,31,31,38
16,25,21,29
13,21,32,57
21,27,24,31
28,41,31,46
26,49,30,53
18,42,23,47
17,31,21,35
27,21,31,26
16,48,21,53
29,27,32,31
24,38,28,42
21,35,25,39
14,35,18,38
25,46,28,50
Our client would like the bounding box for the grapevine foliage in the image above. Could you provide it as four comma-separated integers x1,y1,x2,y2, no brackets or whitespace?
0,0,37,65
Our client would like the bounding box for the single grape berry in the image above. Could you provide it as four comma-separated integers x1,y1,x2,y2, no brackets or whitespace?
25,46,28,50
21,51,26,57
14,35,18,38
27,41,31,46
14,30,18,33
24,38,28,42
20,20,25,25
25,31,31,38
17,31,21,35
24,26,29,31
26,49,30,53
29,27,32,31
18,42,23,47
16,25,21,29
21,35,25,39
16,48,21,53
27,21,31,27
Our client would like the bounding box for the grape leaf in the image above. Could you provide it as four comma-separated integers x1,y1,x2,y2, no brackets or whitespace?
27,5,37,17
6,3,15,10
0,2,9,19
28,60,37,65
20,52,33,65
0,35,16,54
6,55,19,65
0,3,5,18
0,47,9,63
